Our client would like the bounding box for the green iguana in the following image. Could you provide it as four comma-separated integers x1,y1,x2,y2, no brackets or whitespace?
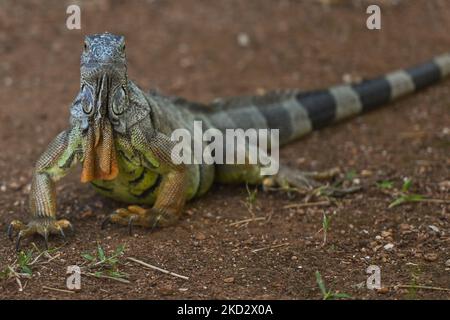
7,33,450,250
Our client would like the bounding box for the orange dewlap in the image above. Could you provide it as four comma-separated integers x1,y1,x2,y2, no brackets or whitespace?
81,121,119,183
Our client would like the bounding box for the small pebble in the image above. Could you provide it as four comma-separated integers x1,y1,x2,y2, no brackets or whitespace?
8,181,21,190
438,180,450,191
158,285,174,296
360,169,373,177
223,277,235,283
383,243,394,251
195,232,206,240
424,253,438,262
381,231,392,238
80,209,93,219
237,32,250,47
376,287,389,294
428,225,440,234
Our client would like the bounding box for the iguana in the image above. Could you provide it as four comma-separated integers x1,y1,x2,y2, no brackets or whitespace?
7,33,450,250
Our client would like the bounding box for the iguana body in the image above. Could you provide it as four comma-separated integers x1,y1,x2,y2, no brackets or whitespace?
8,33,450,249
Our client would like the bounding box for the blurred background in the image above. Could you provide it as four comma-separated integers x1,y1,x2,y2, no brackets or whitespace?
0,1,449,109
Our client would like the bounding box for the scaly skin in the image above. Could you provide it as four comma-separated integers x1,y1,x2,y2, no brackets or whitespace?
8,34,198,249
8,33,450,250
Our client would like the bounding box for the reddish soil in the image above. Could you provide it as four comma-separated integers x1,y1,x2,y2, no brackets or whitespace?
0,0,449,299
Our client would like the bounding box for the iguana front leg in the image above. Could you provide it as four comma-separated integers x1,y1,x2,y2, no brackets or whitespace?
8,128,82,250
102,128,189,233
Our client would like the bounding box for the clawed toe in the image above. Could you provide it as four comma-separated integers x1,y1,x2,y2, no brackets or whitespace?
264,166,361,198
101,205,150,235
101,205,177,234
7,217,73,251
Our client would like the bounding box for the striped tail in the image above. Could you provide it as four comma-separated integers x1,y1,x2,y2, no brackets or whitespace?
207,53,450,145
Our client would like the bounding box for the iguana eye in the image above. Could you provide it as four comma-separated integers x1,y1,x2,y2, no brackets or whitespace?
80,85,94,115
84,42,89,53
112,86,127,115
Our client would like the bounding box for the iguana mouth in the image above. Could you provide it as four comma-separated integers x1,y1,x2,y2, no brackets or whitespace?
81,119,119,183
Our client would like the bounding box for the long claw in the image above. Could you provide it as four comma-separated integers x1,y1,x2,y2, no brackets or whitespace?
7,223,14,241
101,216,110,230
128,216,136,236
151,214,162,231
16,232,22,252
59,228,66,240
44,232,49,250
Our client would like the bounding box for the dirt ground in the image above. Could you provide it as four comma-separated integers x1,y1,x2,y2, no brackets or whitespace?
0,0,449,300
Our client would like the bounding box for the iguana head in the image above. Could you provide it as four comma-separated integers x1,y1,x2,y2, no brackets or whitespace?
79,32,128,123
76,32,129,183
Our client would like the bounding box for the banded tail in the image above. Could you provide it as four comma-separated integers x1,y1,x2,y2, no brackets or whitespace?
205,53,450,145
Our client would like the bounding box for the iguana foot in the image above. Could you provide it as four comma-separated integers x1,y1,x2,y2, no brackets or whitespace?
7,217,73,251
102,205,177,235
263,166,339,189
263,166,361,197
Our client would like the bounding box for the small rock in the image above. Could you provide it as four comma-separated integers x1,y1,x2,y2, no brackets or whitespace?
342,73,362,84
383,243,394,251
445,259,450,267
428,225,440,234
399,223,412,233
8,181,22,190
223,277,235,283
424,253,438,262
381,230,392,238
438,180,450,191
291,255,298,260
237,32,250,47
0,185,6,192
94,201,103,209
369,241,378,248
195,232,206,241
158,285,174,296
80,209,93,219
376,287,389,294
360,169,373,177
